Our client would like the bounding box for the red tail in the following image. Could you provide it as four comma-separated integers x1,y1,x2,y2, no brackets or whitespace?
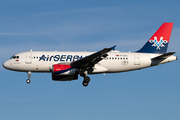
137,23,173,54
149,23,173,42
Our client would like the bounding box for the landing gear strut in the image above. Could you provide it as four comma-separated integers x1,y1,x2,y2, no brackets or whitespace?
26,71,31,84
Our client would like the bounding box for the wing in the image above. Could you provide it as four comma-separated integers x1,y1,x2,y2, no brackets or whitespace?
71,45,116,70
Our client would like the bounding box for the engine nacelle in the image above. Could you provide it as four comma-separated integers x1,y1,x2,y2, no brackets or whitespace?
52,64,76,75
52,64,78,81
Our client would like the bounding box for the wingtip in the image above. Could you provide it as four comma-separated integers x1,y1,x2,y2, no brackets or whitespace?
111,45,117,50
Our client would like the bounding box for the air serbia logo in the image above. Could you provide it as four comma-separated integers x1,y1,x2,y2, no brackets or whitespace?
39,54,84,62
149,36,168,50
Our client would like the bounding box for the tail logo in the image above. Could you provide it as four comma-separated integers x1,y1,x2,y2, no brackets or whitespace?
149,37,168,50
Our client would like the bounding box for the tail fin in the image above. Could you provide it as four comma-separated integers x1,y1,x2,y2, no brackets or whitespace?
137,23,173,54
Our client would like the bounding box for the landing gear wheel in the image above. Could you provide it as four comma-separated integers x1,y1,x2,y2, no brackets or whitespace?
84,76,90,83
82,81,89,86
82,76,90,87
26,79,31,84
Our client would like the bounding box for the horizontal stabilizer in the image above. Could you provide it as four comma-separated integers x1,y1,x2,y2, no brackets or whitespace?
152,52,176,60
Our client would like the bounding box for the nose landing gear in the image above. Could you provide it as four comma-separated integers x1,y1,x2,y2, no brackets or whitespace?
26,79,31,84
26,71,31,84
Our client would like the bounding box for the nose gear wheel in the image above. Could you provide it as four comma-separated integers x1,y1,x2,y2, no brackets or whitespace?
26,79,31,84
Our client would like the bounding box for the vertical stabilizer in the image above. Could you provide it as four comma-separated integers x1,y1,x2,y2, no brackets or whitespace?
137,23,173,54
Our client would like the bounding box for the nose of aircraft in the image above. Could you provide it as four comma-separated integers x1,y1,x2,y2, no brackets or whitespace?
2,61,9,69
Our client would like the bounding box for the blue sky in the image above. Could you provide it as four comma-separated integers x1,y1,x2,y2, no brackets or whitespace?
0,0,180,120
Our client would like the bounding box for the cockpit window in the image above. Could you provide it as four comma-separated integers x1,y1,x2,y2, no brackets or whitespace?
10,56,19,59
10,56,15,59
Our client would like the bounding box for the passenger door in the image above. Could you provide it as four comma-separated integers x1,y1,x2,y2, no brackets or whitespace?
25,53,32,64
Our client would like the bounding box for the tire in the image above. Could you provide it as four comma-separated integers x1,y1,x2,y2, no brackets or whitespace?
82,81,88,87
26,79,31,84
84,76,90,83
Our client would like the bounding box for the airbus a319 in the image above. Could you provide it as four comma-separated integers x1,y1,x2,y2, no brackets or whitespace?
3,23,177,86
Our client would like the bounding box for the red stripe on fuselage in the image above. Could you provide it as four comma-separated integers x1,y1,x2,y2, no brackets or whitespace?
53,64,71,72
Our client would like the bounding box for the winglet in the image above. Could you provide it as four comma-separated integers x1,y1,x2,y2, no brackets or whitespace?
111,45,117,50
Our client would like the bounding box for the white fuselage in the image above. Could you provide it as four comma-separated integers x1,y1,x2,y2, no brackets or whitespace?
3,51,177,74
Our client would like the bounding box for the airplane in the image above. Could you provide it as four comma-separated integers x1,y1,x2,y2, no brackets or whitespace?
2,23,177,87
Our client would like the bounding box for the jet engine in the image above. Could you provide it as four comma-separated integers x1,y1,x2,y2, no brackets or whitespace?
52,64,78,81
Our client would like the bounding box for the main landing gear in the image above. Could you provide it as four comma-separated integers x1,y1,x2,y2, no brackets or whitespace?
82,76,90,87
26,71,31,84
81,71,90,87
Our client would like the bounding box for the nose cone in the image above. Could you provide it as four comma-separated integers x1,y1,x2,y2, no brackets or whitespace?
3,60,12,70
3,61,8,69
3,60,18,71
